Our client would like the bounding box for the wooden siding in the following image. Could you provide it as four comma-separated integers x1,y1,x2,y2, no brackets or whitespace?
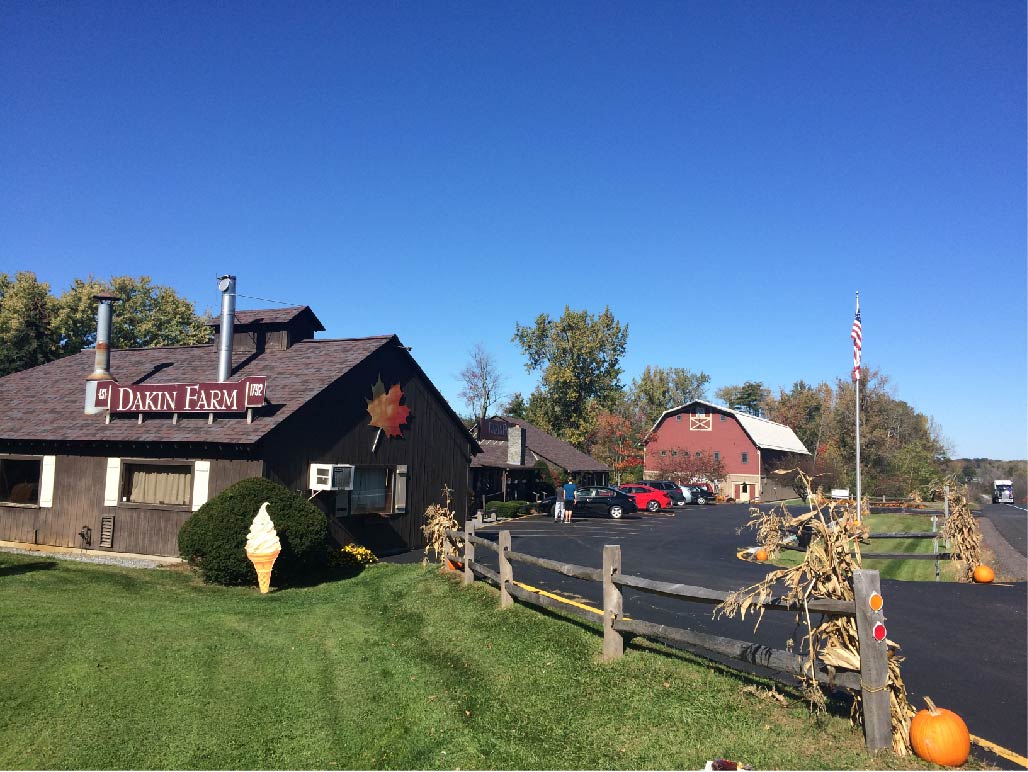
0,344,470,558
260,344,474,554
0,452,263,557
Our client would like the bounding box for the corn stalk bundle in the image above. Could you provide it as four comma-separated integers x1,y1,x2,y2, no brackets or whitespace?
421,485,463,564
939,482,982,581
743,502,789,556
717,470,914,755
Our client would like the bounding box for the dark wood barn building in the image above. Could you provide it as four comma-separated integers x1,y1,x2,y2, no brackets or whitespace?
0,305,478,557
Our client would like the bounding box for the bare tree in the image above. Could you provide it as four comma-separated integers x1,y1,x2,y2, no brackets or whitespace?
458,343,505,424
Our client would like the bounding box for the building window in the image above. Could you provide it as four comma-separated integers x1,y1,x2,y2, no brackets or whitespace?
714,451,720,461
695,451,702,458
676,415,682,421
660,450,667,457
671,450,678,457
121,463,192,506
741,452,749,464
720,414,727,422
351,467,392,514
0,458,41,504
696,406,706,415
690,414,712,431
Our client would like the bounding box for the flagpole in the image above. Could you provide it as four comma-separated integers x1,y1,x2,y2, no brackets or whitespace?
854,291,862,522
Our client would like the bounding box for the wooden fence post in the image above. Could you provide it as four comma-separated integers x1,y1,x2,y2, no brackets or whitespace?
853,569,891,753
602,544,624,661
498,530,513,609
463,517,476,585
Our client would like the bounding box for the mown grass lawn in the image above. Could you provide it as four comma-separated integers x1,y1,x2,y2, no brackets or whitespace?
772,514,962,582
0,551,939,770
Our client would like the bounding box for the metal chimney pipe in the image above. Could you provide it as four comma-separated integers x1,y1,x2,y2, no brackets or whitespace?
88,293,120,382
84,292,119,415
217,275,236,382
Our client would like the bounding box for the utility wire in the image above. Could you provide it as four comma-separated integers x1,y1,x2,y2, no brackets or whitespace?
232,293,300,307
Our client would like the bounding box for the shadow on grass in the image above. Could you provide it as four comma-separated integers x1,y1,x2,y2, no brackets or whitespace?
626,635,855,719
0,560,59,577
481,579,856,722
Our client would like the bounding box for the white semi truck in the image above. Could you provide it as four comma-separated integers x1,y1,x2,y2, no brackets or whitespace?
992,480,1014,504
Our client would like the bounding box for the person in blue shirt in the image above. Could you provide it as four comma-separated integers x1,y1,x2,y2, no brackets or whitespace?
561,478,577,524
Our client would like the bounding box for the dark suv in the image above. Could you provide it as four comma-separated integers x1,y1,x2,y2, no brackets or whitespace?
642,480,686,506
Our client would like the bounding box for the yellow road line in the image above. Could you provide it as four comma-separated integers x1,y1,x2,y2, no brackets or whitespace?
970,734,1028,768
513,581,603,616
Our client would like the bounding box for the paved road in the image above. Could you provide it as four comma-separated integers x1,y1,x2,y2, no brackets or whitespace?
471,504,1027,767
982,501,1028,557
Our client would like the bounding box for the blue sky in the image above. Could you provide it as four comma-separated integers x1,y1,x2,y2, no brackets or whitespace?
2,1,1025,459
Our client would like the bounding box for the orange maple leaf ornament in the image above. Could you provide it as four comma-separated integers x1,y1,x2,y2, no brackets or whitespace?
366,376,410,438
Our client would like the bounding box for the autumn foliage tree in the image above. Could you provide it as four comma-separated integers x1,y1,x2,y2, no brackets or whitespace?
589,410,644,484
762,368,950,498
652,447,726,488
457,343,505,424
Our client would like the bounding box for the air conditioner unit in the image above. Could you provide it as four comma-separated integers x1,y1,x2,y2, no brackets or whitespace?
309,463,355,491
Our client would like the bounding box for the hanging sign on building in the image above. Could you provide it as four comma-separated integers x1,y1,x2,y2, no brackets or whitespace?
93,376,267,414
366,375,410,438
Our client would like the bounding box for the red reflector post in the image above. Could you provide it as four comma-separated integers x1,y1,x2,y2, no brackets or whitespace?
873,622,887,642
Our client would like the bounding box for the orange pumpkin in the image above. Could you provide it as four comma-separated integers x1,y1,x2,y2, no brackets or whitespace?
754,549,768,562
972,565,995,584
909,696,970,767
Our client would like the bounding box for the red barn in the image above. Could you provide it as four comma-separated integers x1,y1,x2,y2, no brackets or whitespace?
643,400,809,502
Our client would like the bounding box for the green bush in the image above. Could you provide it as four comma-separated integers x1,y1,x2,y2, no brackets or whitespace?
178,477,330,586
485,500,539,519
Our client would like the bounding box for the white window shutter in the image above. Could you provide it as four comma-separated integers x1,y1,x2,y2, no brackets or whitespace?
104,458,121,506
393,465,408,514
39,455,56,508
191,460,211,511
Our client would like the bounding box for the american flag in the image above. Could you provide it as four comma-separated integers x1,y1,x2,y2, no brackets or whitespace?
851,297,862,381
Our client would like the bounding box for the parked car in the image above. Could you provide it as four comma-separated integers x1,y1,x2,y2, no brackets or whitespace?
683,485,715,505
616,484,672,512
642,480,687,507
571,486,639,519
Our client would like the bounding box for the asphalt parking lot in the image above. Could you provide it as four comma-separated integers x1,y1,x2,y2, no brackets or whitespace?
468,503,1027,767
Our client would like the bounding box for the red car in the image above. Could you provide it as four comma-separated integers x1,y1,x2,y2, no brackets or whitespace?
616,484,672,512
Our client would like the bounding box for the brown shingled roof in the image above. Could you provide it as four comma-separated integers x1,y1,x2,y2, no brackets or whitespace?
0,336,393,445
470,416,608,473
205,305,326,331
470,439,540,470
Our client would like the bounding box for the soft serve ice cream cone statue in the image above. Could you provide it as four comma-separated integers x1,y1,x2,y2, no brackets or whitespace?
246,502,281,594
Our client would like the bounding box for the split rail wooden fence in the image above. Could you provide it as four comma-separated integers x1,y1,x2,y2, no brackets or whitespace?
444,517,893,753
862,497,953,581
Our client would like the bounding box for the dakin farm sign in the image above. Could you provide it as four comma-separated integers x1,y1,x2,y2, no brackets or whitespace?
94,376,267,414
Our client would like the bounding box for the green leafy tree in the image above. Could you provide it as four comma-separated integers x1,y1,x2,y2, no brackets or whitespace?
503,392,529,420
512,306,628,448
56,275,210,352
0,272,60,376
629,366,710,427
715,381,771,416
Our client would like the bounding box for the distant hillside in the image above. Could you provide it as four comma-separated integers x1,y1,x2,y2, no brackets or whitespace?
947,458,1027,504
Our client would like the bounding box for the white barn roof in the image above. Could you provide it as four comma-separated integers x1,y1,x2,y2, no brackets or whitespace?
647,399,809,454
